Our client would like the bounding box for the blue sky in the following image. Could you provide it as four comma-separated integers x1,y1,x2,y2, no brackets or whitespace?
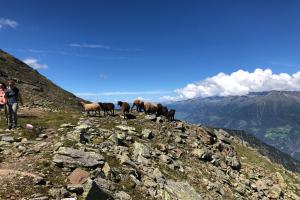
1,0,300,102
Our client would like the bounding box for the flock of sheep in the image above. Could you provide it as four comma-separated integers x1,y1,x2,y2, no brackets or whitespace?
80,99,176,121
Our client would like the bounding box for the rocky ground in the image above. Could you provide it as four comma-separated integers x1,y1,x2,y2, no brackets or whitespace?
0,108,299,200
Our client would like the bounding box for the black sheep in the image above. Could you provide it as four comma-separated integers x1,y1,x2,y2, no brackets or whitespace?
98,102,115,116
166,109,176,121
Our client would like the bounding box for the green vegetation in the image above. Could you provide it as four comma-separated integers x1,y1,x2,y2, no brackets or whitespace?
232,141,278,173
265,125,292,140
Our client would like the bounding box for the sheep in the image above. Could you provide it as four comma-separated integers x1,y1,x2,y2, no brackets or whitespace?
156,104,169,117
162,106,169,116
166,109,176,121
143,102,158,114
131,99,144,112
98,102,115,116
80,101,101,116
117,101,130,119
156,103,164,116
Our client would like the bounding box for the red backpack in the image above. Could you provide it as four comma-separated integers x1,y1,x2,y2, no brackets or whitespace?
0,89,7,105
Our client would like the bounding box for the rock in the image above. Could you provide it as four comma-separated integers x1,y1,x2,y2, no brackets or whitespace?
108,133,118,144
192,148,212,161
267,184,282,199
82,178,113,200
143,177,157,188
163,180,202,200
31,196,49,200
214,129,231,144
255,179,268,191
275,172,287,190
115,191,131,200
115,125,136,132
174,136,183,143
67,184,84,194
137,155,150,165
75,124,91,132
121,175,137,189
68,168,90,185
157,143,167,152
1,135,15,142
207,182,224,195
117,132,127,141
94,177,116,191
142,129,154,139
225,156,241,170
152,168,163,180
156,117,164,123
102,162,111,177
145,114,156,121
53,147,104,168
80,132,90,144
159,154,172,164
133,142,150,158
117,153,132,165
60,123,76,128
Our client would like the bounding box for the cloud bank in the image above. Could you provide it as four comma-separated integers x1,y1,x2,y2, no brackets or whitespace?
0,18,18,29
162,68,300,101
23,58,48,70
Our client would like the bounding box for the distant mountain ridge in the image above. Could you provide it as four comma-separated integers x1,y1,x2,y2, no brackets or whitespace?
169,91,300,161
0,49,82,111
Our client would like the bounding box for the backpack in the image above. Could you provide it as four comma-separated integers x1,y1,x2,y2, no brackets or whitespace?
0,89,6,105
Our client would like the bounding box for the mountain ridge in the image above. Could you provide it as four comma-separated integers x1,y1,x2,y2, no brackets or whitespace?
169,90,300,161
0,49,82,111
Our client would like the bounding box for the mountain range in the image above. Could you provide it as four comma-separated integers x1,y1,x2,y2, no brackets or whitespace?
0,49,299,199
169,91,300,161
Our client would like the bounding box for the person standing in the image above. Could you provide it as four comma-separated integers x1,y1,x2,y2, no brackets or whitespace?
0,82,7,121
5,80,23,129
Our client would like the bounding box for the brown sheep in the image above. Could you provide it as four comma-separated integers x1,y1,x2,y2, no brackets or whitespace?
131,99,144,112
98,102,115,116
117,101,130,119
143,102,157,114
166,109,176,121
80,101,101,116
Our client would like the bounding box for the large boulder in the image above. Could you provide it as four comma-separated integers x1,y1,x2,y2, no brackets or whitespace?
133,142,151,159
53,147,104,168
82,179,113,200
161,180,203,200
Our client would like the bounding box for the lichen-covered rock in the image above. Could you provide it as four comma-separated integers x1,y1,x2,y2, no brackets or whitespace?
162,180,202,200
53,147,104,168
133,142,150,159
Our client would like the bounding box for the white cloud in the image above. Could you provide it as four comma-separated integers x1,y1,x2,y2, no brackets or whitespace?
136,96,152,101
160,95,182,102
0,18,18,29
23,58,48,70
170,68,300,100
69,43,111,49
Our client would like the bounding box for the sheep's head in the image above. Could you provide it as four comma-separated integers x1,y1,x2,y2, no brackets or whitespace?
140,101,144,109
117,101,123,107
